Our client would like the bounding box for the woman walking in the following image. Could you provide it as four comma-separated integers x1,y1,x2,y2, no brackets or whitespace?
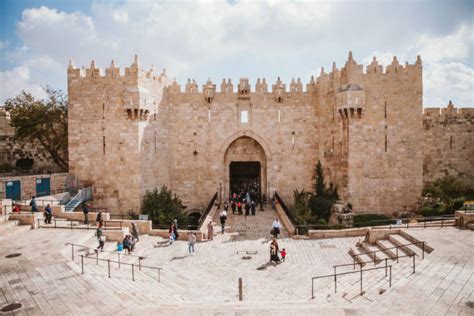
270,238,280,263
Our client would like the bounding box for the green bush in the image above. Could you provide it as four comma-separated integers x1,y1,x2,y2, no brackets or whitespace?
353,213,393,227
141,186,188,227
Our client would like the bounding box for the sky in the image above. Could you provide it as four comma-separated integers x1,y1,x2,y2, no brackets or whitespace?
0,0,473,107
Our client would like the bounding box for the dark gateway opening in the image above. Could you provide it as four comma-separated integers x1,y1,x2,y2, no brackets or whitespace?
229,161,261,200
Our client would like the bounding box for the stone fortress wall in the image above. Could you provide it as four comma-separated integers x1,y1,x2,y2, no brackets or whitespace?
67,52,473,215
423,102,474,188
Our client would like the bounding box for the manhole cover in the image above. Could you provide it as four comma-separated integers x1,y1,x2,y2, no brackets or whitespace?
5,253,22,259
1,303,22,312
257,266,267,270
241,256,252,260
466,301,474,308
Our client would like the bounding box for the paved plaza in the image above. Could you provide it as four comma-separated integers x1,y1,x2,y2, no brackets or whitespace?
0,208,473,315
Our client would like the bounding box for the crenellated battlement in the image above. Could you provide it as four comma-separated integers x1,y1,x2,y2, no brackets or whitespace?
424,101,474,121
67,54,168,83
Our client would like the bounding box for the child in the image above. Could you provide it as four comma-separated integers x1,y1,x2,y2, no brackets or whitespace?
280,248,286,262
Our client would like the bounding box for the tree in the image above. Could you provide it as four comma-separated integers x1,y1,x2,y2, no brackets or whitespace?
422,176,466,214
309,160,339,222
141,186,188,226
4,88,68,171
314,160,326,197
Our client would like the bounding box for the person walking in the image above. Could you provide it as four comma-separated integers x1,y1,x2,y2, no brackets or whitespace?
219,207,227,234
169,223,179,242
95,222,105,253
44,204,52,224
231,200,236,214
82,202,89,224
96,211,102,224
251,201,256,216
244,202,250,216
272,219,281,239
131,222,139,242
188,232,196,255
30,196,38,213
270,238,280,263
207,221,214,240
237,201,242,215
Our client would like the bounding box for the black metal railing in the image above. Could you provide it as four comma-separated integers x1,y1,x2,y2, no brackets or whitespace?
295,215,455,234
197,192,218,230
274,192,298,234
311,265,393,299
37,217,124,230
77,254,161,282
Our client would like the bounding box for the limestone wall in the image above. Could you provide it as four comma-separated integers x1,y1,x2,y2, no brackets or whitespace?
423,103,474,189
67,53,472,216
0,172,69,201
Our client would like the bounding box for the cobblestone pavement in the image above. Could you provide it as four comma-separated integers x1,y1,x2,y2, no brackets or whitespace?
0,215,472,315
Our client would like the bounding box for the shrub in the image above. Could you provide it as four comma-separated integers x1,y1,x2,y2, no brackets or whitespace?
141,186,188,227
353,213,392,227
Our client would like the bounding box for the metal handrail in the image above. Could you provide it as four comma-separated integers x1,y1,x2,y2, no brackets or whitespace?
197,192,218,230
65,242,145,260
311,265,393,299
79,254,161,282
274,192,298,233
37,217,123,231
295,215,455,234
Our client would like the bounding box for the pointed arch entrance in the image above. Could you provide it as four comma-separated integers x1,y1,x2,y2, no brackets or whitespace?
223,135,268,202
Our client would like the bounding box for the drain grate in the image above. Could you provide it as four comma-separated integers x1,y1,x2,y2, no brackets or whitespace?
241,256,252,260
1,303,22,312
466,301,474,309
5,253,22,259
257,266,267,270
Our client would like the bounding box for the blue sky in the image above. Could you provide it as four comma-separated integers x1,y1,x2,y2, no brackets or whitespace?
0,0,473,107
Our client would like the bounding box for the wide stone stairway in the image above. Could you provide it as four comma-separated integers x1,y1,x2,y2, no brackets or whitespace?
214,205,289,240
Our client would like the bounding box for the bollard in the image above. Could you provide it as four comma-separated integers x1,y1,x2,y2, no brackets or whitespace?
118,253,121,268
238,278,243,301
389,266,392,287
71,244,74,261
311,278,314,299
81,255,84,274
108,259,111,278
396,247,399,263
412,255,415,274
132,264,135,281
385,258,388,277
422,242,425,259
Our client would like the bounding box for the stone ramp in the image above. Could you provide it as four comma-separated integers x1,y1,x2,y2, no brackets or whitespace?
219,206,289,241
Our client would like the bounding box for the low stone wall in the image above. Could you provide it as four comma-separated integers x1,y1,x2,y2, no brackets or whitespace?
308,227,368,239
1,199,12,215
149,229,204,241
50,205,111,222
367,229,400,244
103,228,129,242
8,212,40,228
274,203,296,236
104,220,152,235
455,211,474,227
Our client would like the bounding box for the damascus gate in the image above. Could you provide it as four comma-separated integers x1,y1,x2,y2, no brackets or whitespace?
67,52,474,215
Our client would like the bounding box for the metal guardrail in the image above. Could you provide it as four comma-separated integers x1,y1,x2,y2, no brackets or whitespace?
197,192,218,230
311,265,393,299
37,217,124,230
295,215,455,234
274,192,298,234
65,242,145,261
78,254,161,283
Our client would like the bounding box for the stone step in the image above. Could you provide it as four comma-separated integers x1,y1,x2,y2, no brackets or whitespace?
0,219,19,228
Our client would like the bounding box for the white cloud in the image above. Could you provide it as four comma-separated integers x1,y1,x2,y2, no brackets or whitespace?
0,66,48,103
424,63,474,107
0,1,472,108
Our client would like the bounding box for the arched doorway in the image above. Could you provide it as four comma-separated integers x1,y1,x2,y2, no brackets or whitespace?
223,136,267,202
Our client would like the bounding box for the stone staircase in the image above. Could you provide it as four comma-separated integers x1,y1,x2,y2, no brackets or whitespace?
218,205,289,241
